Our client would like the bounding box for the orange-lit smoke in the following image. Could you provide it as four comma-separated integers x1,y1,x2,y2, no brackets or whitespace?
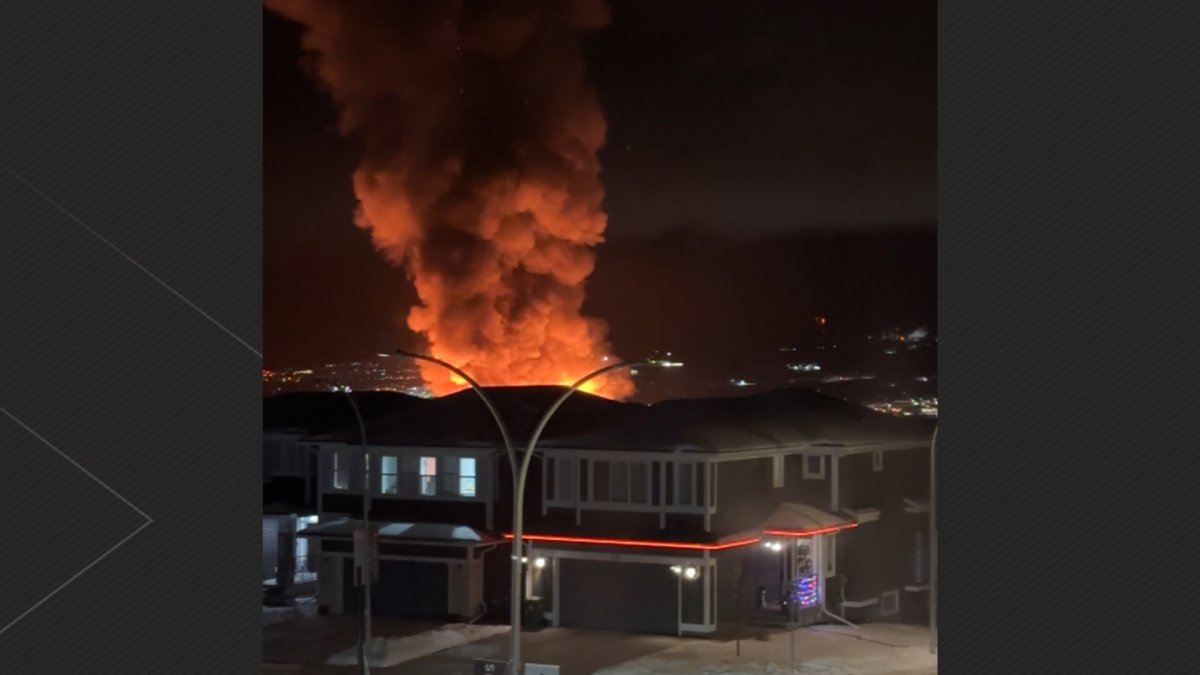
266,0,633,399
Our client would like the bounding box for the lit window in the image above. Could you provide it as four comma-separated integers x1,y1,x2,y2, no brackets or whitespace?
332,451,350,490
419,456,437,496
772,455,785,488
803,455,826,480
872,451,884,472
459,457,477,497
380,456,398,494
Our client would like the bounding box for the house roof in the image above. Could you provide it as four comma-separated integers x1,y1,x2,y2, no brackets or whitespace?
308,385,638,448
540,388,932,453
297,517,500,544
757,502,857,535
305,385,932,453
263,391,428,435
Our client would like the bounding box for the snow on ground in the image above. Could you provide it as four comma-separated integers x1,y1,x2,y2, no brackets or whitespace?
324,623,509,668
262,606,297,627
596,624,936,675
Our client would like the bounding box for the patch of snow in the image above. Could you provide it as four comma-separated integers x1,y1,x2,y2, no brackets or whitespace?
325,623,509,668
596,624,936,675
262,606,296,627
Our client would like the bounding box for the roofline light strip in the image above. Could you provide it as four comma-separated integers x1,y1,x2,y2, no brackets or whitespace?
503,533,761,551
503,522,857,551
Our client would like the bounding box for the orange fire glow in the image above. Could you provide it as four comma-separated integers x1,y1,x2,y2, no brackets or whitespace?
268,0,633,400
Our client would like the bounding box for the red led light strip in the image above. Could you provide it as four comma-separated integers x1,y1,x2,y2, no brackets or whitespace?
503,522,857,551
503,533,762,551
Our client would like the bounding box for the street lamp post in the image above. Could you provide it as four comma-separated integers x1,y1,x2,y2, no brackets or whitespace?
511,359,679,673
392,350,679,674
929,425,938,655
312,379,372,675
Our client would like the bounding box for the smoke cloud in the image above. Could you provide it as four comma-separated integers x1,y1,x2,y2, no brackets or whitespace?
266,0,633,399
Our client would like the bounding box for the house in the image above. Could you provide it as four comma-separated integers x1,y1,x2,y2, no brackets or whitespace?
261,391,426,603
298,386,934,635
299,387,632,620
523,388,934,635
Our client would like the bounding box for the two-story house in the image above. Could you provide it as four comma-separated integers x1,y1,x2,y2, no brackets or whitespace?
522,388,933,635
297,387,632,621
297,386,933,636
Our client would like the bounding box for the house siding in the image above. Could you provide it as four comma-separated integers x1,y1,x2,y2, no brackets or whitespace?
832,446,930,623
712,457,776,534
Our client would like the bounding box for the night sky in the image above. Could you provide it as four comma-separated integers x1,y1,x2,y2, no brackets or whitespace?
265,1,935,378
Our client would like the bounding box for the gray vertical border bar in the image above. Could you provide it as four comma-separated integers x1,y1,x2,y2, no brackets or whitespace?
0,1,261,671
942,1,1200,672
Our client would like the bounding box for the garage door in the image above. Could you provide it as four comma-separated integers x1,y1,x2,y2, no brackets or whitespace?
559,559,677,634
343,559,449,619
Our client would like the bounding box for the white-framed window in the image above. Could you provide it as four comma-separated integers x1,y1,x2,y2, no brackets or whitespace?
803,454,826,479
380,456,399,494
676,462,696,506
459,457,477,497
591,460,651,505
332,451,350,490
419,456,437,496
549,456,575,502
440,457,460,495
772,455,785,488
823,534,836,575
872,451,884,472
880,589,900,616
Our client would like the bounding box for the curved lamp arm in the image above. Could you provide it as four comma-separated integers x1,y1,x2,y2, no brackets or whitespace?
518,360,646,487
395,349,518,472
507,359,646,672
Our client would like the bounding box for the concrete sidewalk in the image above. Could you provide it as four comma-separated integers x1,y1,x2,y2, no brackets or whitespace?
263,612,934,675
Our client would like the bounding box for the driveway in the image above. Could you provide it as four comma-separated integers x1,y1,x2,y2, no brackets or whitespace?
264,613,935,675
264,619,680,675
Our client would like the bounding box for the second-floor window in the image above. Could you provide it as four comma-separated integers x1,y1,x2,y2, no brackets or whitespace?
419,456,437,496
591,460,650,505
376,454,479,498
438,456,477,497
547,457,575,502
459,457,477,497
332,451,350,490
380,456,399,495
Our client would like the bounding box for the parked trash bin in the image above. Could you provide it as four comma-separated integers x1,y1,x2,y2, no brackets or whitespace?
522,596,545,630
